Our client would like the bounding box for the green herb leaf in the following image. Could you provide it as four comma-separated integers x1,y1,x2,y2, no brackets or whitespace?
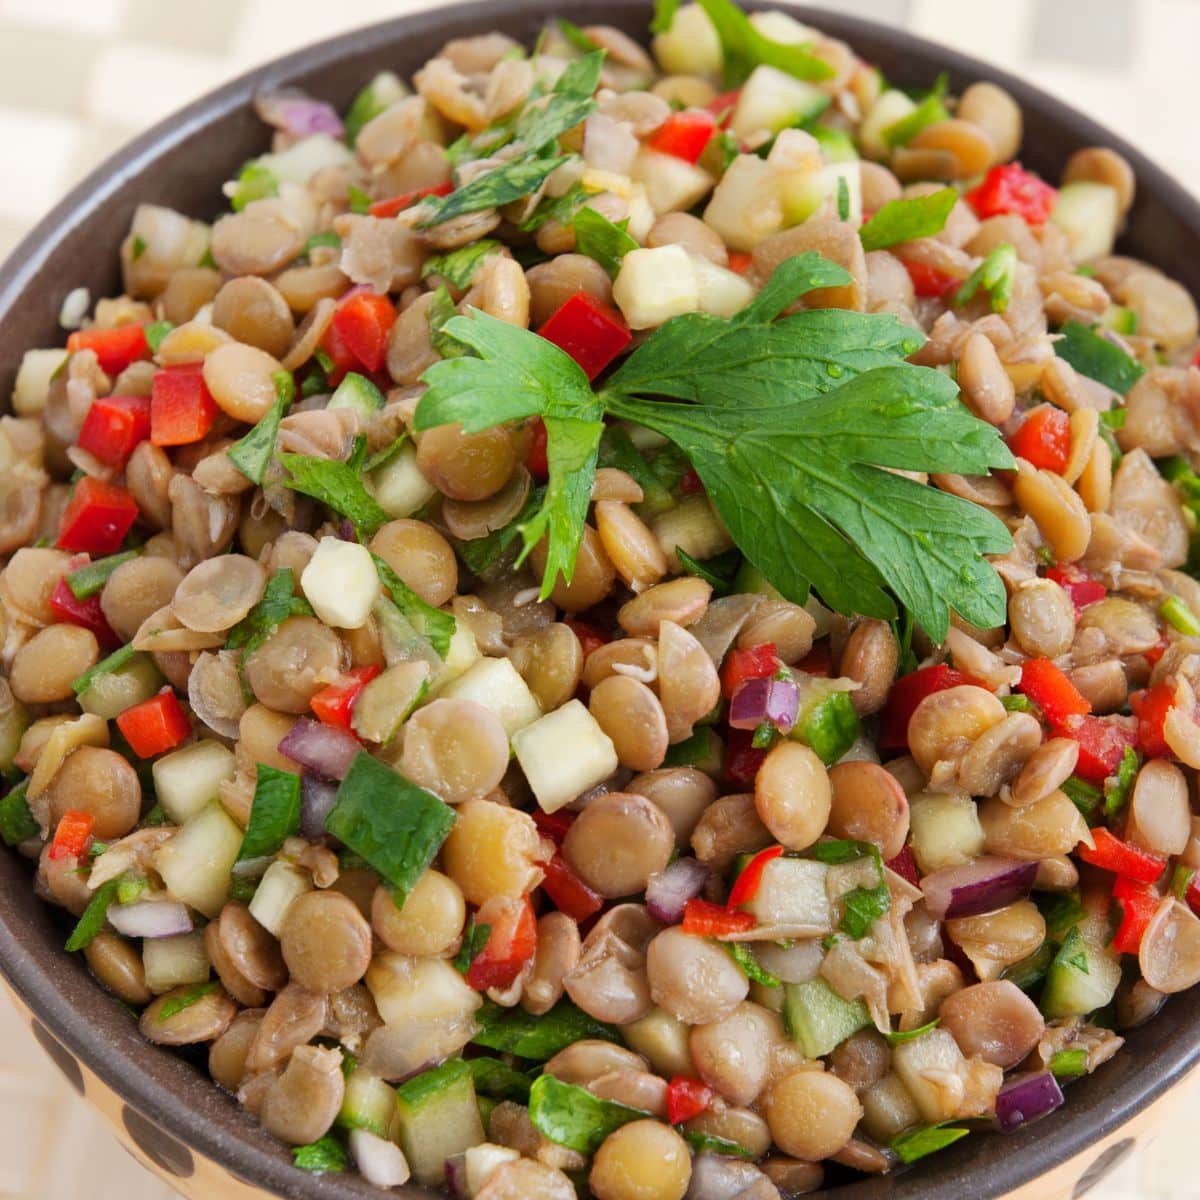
696,0,835,87
64,878,121,951
419,156,570,228
811,839,880,866
0,783,39,848
1055,320,1146,395
677,548,739,595
422,238,504,289
157,980,219,1022
427,285,470,360
725,940,781,986
143,803,170,827
468,1057,534,1102
305,231,342,255
650,0,681,34
230,160,278,211
797,689,862,764
573,206,638,277
278,451,390,538
1062,775,1103,822
528,1074,647,1154
372,553,456,658
131,235,147,260
344,71,403,147
557,17,600,51
891,1122,969,1164
836,174,851,221
1002,694,1034,713
1049,1048,1089,1080
144,320,174,353
882,92,948,149
839,883,890,939
520,182,589,233
1057,926,1091,975
679,1130,755,1159
226,568,314,657
72,643,137,695
453,915,492,974
1104,745,1140,820
292,1134,348,1173
859,187,958,252
67,549,141,600
1173,864,1196,901
236,764,301,863
458,484,546,580
472,999,621,1059
325,752,456,903
347,184,372,214
955,242,1018,313
513,51,604,152
228,371,294,485
886,1019,940,1045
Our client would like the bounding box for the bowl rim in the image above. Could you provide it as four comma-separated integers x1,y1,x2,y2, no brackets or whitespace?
2,3,1200,1198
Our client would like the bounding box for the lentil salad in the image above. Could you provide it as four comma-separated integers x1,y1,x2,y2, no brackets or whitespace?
5,2,1200,1197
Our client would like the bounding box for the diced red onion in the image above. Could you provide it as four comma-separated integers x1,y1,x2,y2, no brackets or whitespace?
348,1129,410,1188
279,718,360,781
254,88,344,139
645,857,709,924
920,856,1038,920
994,1071,1064,1133
444,1154,469,1199
300,774,339,840
728,677,798,734
107,900,193,939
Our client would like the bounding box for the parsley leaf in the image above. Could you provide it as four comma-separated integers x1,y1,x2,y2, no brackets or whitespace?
228,371,294,485
557,17,600,52
236,764,301,863
886,1018,940,1045
419,156,570,228
292,1134,348,1173
278,452,390,538
427,285,470,359
472,999,620,1059
882,91,948,149
839,883,891,938
226,568,313,657
157,980,219,1022
574,206,638,277
858,187,958,251
65,877,121,952
1055,319,1146,395
725,940,781,986
144,320,174,353
528,1074,646,1154
520,182,589,232
695,0,835,86
457,485,546,579
954,242,1017,313
468,1057,534,1102
453,915,492,973
422,238,504,288
372,553,456,658
513,52,605,152
681,1130,756,1159
0,783,38,847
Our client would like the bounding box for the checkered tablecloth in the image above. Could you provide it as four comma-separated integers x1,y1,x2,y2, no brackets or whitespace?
1,0,1198,1196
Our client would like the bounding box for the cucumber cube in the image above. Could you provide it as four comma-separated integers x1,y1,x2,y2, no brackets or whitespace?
784,977,871,1058
513,699,619,813
151,739,236,824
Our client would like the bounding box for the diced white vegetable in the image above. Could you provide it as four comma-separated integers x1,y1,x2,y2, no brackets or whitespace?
341,1069,398,1137
748,10,821,43
632,149,715,215
255,133,355,187
892,1029,970,1123
779,161,863,227
691,254,757,317
651,3,723,77
392,1061,483,1188
367,442,438,518
584,113,640,176
12,349,67,416
153,804,243,919
349,1129,411,1189
703,155,784,251
908,792,986,874
612,244,700,330
652,494,734,572
622,1007,696,1077
152,740,236,824
248,860,312,936
512,699,619,813
142,929,210,994
428,621,482,694
58,287,89,331
742,857,832,935
859,90,917,160
1052,181,1121,262
730,65,829,142
366,952,482,1028
860,1072,922,1143
301,537,381,630
624,183,657,243
439,655,541,736
464,1144,521,1196
766,127,823,171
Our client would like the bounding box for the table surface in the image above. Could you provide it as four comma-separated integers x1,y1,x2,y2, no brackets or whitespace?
1,0,1198,1196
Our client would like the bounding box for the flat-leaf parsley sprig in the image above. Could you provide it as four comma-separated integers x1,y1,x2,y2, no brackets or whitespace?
414,253,1014,640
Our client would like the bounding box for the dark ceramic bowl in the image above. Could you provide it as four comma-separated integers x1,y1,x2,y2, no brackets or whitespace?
1,4,1198,1198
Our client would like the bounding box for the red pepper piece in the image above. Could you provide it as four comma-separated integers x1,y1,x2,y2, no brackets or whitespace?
77,394,152,468
330,291,397,374
681,897,756,937
1009,405,1071,473
879,664,986,750
1061,713,1139,783
721,643,781,701
564,619,607,660
667,1076,714,1125
532,809,575,845
727,845,783,910
1111,881,1161,955
726,251,753,275
647,110,717,164
57,476,139,556
724,726,768,786
1078,827,1166,884
318,318,358,387
541,853,604,922
49,810,95,861
310,665,382,731
1046,565,1106,614
901,260,960,299
67,324,149,376
116,688,192,758
1019,658,1091,728
887,845,920,886
537,292,632,381
679,467,705,496
526,416,549,482
1144,638,1169,668
1132,680,1177,759
369,181,453,219
706,89,741,126
150,364,217,447
48,578,119,649
466,896,538,990
964,163,1058,224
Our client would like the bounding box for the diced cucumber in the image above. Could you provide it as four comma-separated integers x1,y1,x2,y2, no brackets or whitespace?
612,243,702,328
1041,927,1122,1019
367,442,438,519
153,803,243,918
1101,304,1138,335
784,977,871,1058
891,1028,968,1123
339,1067,397,1138
793,689,861,765
1051,182,1120,263
730,65,829,142
860,1072,921,1144
513,699,619,813
651,2,723,78
346,71,409,145
428,621,482,694
151,740,237,824
78,653,163,720
744,858,832,935
301,537,380,630
143,929,209,994
328,371,385,417
662,726,724,778
811,126,859,163
908,793,986,873
248,860,312,936
632,149,716,216
780,161,863,228
391,1059,485,1187
441,656,541,737
703,155,784,252
859,90,917,160
1001,940,1055,994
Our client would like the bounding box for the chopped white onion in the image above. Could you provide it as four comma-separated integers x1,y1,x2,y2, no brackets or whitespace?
107,899,193,939
348,1129,410,1188
58,287,90,330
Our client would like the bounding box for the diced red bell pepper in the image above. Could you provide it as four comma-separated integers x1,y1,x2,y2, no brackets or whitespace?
727,844,783,909
329,291,397,374
1183,871,1200,916
879,664,986,750
721,643,781,700
537,292,633,382
667,1076,713,1125
564,619,608,660
1061,713,1139,783
532,809,575,845
466,896,538,990
49,810,95,861
48,577,119,649
116,688,191,758
726,251,753,275
1020,658,1091,728
964,163,1058,225
679,467,705,495
887,845,920,886
57,476,139,556
647,110,717,164
706,89,741,126
1132,680,1178,759
1144,638,1169,668
1009,406,1071,474
681,897,756,937
368,181,453,219
1111,875,1162,955
1078,827,1166,884
901,260,960,299
526,416,549,482
150,364,217,447
67,323,149,377
318,318,358,387
77,394,152,468
1046,565,1106,614
541,853,604,922
310,665,381,731
724,727,768,786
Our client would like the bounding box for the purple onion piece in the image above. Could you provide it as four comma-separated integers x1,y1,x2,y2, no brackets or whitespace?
300,774,340,840
107,900,193,939
254,88,345,139
444,1154,469,1199
279,718,360,781
920,856,1039,920
994,1071,1064,1133
645,856,710,924
728,677,798,734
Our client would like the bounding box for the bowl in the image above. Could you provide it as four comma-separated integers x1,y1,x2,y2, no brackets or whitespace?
1,3,1198,1198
